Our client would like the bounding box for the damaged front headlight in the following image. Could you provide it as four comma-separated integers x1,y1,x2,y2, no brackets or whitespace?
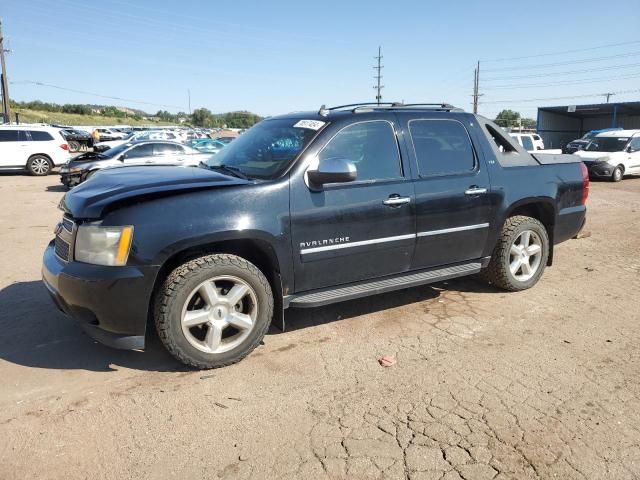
75,224,134,266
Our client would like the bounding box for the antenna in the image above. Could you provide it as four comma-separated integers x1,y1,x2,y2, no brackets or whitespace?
373,46,384,105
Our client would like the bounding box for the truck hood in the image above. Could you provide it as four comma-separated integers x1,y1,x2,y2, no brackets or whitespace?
60,165,251,219
574,151,621,161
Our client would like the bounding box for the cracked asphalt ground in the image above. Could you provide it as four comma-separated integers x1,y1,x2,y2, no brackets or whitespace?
1,174,640,480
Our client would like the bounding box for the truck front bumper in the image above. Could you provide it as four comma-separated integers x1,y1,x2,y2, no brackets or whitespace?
585,162,614,178
42,241,159,350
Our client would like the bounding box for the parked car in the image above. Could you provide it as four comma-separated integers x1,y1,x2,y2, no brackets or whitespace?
574,129,640,181
191,138,227,153
94,128,127,141
0,125,70,175
43,103,588,369
213,136,236,144
562,127,623,154
59,128,92,152
93,130,179,151
509,133,544,152
59,141,206,187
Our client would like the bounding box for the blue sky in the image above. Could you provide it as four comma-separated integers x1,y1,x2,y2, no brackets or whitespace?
3,0,640,119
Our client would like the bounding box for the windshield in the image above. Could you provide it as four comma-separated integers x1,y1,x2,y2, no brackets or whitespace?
101,142,133,158
581,132,596,140
585,137,630,152
203,118,322,179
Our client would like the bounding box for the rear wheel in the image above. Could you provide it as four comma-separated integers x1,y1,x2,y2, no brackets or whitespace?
611,165,624,182
482,215,549,291
27,155,52,176
68,140,80,152
155,254,273,369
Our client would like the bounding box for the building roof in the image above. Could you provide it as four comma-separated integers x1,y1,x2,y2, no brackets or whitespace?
538,101,640,118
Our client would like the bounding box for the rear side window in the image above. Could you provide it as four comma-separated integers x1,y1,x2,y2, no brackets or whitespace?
0,130,22,142
29,131,54,141
154,143,183,155
319,121,402,181
532,135,541,140
409,120,475,176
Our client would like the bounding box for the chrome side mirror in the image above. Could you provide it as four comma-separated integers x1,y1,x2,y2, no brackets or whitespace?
307,158,357,188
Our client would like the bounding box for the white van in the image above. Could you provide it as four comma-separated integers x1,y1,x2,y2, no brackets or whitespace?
509,133,545,152
0,126,71,175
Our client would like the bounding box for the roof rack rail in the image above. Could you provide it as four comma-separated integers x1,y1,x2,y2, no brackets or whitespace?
321,102,464,114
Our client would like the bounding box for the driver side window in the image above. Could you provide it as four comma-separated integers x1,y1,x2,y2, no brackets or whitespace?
319,121,402,181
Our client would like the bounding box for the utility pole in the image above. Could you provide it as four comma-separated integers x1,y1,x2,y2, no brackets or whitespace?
373,46,383,105
0,19,11,124
472,60,480,114
604,92,615,103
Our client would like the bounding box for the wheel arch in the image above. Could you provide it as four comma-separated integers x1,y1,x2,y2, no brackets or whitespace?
502,199,556,266
27,152,53,164
149,237,284,331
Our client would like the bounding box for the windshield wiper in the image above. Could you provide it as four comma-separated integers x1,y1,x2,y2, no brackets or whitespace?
199,162,250,180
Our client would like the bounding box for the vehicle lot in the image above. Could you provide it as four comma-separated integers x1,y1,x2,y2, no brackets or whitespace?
1,174,640,479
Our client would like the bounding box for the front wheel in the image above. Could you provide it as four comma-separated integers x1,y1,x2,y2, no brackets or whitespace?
155,254,273,369
27,155,53,176
481,216,549,291
611,165,624,182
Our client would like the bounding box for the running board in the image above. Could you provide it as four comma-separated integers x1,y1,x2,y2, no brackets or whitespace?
286,262,482,308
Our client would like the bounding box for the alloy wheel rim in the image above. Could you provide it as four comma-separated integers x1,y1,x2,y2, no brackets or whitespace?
180,275,258,354
32,158,49,174
509,230,542,282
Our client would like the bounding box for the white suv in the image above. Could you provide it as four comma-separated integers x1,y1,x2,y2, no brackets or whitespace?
509,133,545,152
0,126,71,175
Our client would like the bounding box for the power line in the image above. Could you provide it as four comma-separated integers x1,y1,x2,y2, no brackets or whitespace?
10,80,185,110
483,51,640,72
481,39,640,63
480,88,640,105
483,71,640,90
483,62,640,81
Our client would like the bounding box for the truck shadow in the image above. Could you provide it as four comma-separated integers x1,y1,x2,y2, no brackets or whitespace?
280,277,502,333
0,277,501,372
0,280,182,373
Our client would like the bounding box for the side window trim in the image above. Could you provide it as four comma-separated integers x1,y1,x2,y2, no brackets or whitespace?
315,119,405,184
407,118,479,179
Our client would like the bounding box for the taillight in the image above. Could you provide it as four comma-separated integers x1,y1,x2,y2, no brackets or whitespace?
60,143,69,151
580,162,589,205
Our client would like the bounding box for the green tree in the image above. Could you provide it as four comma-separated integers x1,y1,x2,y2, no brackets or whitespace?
191,108,214,127
521,117,536,129
494,109,521,128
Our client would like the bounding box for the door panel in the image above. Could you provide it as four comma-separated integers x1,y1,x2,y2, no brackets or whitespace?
290,118,416,292
401,117,493,269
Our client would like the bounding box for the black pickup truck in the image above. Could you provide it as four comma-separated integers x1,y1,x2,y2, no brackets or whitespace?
42,103,588,369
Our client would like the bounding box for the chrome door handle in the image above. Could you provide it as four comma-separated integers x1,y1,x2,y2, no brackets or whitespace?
464,187,487,196
383,196,411,206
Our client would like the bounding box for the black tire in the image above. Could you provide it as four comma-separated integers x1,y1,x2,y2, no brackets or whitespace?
481,215,549,292
154,254,273,369
68,141,80,152
611,165,624,182
26,155,53,176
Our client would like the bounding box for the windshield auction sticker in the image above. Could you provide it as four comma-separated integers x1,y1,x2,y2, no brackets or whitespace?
293,120,326,130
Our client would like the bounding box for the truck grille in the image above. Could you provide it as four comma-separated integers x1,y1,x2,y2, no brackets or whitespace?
55,216,76,262
54,236,71,261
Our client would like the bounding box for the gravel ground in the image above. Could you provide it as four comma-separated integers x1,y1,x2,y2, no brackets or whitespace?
1,173,639,480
